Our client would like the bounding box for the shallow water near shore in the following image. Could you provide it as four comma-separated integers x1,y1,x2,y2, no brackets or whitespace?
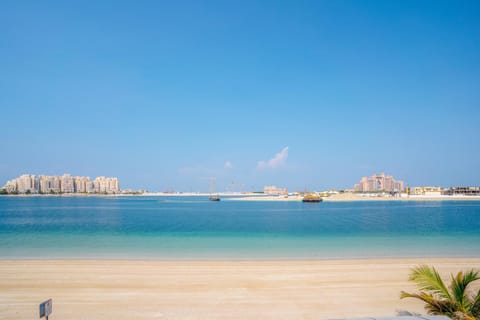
1,196,479,259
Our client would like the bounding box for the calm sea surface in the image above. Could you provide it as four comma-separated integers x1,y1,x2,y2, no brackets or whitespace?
0,196,479,259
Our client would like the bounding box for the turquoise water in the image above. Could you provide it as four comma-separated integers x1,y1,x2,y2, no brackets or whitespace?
0,196,479,259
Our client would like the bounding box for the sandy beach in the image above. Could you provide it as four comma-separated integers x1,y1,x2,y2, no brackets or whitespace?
1,258,479,320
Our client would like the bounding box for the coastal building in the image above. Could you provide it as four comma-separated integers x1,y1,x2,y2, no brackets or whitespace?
16,174,37,193
93,176,120,194
354,173,404,193
1,174,121,194
2,179,17,193
39,175,53,193
61,174,75,193
52,176,61,193
73,176,91,193
442,186,480,196
107,177,119,193
85,180,95,193
263,185,288,195
93,176,106,193
409,186,442,196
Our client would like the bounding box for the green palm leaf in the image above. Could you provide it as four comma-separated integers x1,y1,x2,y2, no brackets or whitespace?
400,291,457,315
470,289,480,318
409,265,452,300
450,270,480,311
401,265,480,320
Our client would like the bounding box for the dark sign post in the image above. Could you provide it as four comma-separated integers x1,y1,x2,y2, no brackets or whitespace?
39,299,52,320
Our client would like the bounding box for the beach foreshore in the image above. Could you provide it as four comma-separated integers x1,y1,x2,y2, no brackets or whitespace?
1,258,479,320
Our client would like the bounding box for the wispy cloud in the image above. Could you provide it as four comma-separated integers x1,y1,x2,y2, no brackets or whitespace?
224,161,233,169
257,147,289,170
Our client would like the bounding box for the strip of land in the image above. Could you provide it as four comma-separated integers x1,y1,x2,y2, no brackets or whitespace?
5,193,480,201
1,258,479,320
230,194,480,201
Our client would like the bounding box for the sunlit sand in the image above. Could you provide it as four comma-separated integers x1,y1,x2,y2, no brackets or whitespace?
1,258,479,319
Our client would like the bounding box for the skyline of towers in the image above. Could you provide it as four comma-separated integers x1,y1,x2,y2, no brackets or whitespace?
2,174,120,194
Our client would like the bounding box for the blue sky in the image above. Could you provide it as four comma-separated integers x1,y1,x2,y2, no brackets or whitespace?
1,0,479,192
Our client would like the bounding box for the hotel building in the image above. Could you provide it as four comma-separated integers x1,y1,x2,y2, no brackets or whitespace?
354,173,404,193
263,185,288,195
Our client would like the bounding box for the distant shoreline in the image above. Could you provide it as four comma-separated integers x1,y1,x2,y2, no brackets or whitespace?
117,192,480,201
230,194,480,202
2,192,480,201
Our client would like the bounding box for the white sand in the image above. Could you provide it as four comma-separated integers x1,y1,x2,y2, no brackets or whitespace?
1,258,479,320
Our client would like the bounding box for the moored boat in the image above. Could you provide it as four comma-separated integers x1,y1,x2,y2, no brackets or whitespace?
209,194,220,201
302,193,323,203
209,177,220,201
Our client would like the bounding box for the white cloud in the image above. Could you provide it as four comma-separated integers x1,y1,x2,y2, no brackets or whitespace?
257,147,289,170
224,161,233,169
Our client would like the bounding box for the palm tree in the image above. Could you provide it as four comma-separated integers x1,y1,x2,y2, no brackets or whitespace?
401,265,480,320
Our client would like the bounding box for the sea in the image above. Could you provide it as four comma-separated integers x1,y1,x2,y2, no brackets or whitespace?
0,196,479,260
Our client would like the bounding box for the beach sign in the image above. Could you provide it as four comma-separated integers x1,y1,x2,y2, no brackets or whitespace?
39,299,52,319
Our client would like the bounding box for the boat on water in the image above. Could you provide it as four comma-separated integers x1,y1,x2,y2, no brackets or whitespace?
302,193,323,203
209,194,220,201
208,178,220,201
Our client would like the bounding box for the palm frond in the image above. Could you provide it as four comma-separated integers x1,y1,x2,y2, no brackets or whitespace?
409,265,452,300
470,288,480,318
450,269,480,311
451,311,477,320
402,266,480,320
401,290,457,316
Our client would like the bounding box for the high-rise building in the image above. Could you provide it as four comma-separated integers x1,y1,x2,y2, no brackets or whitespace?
16,174,36,193
93,176,120,193
2,174,121,194
85,180,94,193
107,177,119,193
354,173,404,192
74,176,90,193
52,176,61,193
60,174,75,193
93,176,104,193
39,175,53,193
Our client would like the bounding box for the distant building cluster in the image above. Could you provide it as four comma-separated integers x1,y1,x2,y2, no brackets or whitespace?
408,186,442,196
442,186,480,196
2,174,120,194
263,185,288,195
409,186,480,196
354,173,404,193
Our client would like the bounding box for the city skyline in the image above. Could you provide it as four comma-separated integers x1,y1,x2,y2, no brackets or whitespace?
1,1,479,192
2,171,478,195
2,174,120,194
